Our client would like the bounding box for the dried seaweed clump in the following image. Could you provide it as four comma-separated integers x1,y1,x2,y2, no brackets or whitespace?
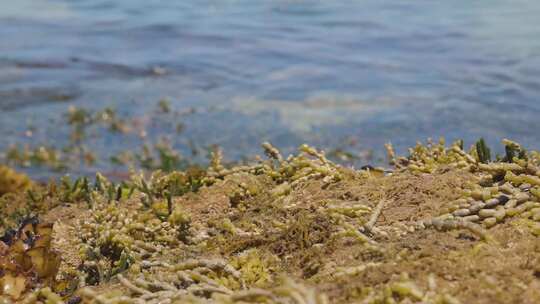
0,165,32,196
0,218,60,302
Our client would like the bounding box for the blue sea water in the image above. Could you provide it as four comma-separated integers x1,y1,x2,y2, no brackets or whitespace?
1,0,540,176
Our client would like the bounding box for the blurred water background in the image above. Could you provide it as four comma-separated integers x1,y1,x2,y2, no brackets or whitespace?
1,0,540,178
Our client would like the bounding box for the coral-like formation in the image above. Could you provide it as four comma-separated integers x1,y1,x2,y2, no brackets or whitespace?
1,139,540,303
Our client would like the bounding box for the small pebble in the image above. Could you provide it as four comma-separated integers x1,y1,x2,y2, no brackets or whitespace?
463,215,480,222
504,199,517,209
453,209,471,217
484,198,501,208
514,193,530,204
483,217,497,228
521,211,533,219
519,183,532,191
494,208,506,221
499,183,516,194
478,209,496,218
469,201,486,213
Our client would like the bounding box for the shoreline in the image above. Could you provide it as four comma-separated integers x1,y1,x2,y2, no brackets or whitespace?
1,139,539,303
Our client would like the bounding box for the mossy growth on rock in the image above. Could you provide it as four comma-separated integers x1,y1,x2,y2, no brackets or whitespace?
1,139,540,303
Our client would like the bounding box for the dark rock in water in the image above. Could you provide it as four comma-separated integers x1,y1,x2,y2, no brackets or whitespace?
0,86,80,111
